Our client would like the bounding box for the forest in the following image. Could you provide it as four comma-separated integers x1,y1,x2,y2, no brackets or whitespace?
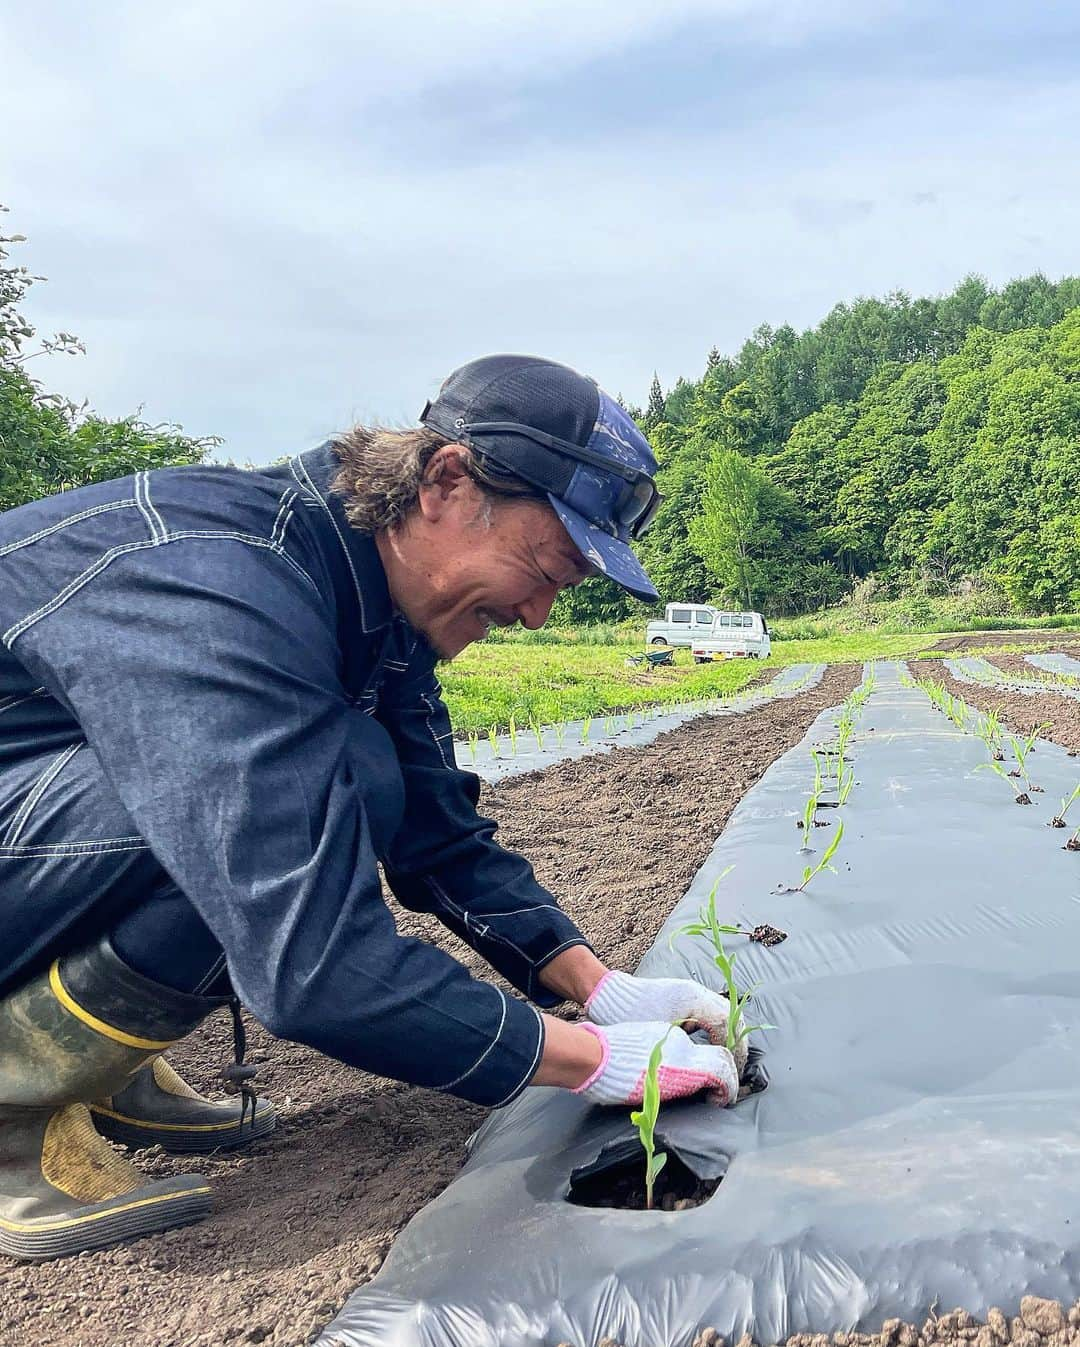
3,211,1078,622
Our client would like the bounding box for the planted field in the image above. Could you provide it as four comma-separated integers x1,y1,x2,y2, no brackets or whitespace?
7,643,1080,1347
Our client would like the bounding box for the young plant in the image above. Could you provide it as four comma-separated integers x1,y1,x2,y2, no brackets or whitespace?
467,730,479,763
976,758,1030,805
669,873,770,1053
604,714,615,737
630,1031,670,1212
1007,734,1041,795
780,818,845,893
487,724,500,758
530,716,544,750
507,714,518,757
580,716,592,745
1068,824,1080,853
1050,784,1080,829
798,790,819,849
554,721,566,747
837,767,856,805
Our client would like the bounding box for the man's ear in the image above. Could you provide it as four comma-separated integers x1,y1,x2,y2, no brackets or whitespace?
417,445,474,522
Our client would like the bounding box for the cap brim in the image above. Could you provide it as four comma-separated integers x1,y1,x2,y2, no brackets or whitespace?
548,495,659,602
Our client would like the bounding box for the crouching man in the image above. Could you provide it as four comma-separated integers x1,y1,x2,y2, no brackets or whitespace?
0,355,741,1261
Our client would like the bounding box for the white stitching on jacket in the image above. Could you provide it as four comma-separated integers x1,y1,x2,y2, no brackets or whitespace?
2,741,84,848
0,839,149,858
270,489,298,548
289,457,370,629
420,692,453,768
134,473,165,544
488,1005,544,1108
141,473,168,543
0,688,48,716
3,531,319,647
0,500,136,559
437,988,509,1091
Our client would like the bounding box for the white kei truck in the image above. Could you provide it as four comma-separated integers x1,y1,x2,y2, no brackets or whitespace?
646,603,771,661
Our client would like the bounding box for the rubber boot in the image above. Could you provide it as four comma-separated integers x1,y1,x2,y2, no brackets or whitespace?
0,937,230,1261
91,1055,276,1153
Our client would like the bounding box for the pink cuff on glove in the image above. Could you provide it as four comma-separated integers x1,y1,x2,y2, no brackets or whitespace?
570,1022,609,1095
583,969,614,1014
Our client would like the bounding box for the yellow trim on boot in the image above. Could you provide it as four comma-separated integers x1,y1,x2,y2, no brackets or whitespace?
0,1187,214,1234
48,962,177,1051
39,1105,143,1204
151,1057,205,1101
89,1102,274,1133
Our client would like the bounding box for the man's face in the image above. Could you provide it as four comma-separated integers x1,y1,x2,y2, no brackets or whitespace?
380,450,595,659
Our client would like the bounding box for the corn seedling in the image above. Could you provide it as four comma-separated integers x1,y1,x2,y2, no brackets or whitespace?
507,715,518,757
838,767,856,805
1007,735,1040,795
554,721,566,747
487,724,500,758
580,716,592,745
604,715,615,736
1068,824,1080,852
811,750,827,795
467,730,479,763
781,818,845,892
630,1030,670,1211
1050,783,1080,829
976,758,1030,805
669,872,771,1053
530,717,544,750
798,790,819,849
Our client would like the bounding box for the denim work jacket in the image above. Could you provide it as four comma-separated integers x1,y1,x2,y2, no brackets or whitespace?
0,445,589,1107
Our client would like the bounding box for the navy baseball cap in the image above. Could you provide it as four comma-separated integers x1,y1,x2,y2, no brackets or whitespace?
419,355,661,601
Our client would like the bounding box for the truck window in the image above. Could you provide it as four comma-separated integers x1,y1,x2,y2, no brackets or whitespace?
695,610,712,625
671,608,691,624
718,614,731,627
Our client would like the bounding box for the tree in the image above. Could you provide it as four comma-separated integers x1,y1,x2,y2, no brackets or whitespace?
1,206,215,511
689,443,783,609
643,373,666,431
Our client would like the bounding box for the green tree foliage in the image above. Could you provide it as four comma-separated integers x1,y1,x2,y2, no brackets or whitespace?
0,207,214,514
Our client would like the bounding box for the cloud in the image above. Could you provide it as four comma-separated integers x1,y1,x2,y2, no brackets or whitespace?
3,1,1079,462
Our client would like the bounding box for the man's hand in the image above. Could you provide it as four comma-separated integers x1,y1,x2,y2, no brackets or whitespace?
572,1020,738,1108
586,970,747,1075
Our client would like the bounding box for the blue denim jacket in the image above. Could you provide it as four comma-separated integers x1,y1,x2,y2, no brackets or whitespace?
0,445,589,1106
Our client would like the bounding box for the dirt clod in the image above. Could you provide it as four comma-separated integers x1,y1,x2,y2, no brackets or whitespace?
1021,1298,1065,1336
750,924,788,947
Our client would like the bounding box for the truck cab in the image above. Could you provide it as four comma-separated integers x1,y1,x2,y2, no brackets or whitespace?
690,611,771,661
645,604,720,648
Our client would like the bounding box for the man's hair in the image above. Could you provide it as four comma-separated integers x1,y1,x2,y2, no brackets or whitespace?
330,425,541,533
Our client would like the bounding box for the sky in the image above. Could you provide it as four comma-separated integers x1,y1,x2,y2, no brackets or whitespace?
3,0,1079,465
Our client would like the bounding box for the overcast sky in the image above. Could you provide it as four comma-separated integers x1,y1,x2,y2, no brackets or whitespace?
3,1,1079,465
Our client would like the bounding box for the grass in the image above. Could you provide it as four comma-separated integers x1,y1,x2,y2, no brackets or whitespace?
438,623,1080,735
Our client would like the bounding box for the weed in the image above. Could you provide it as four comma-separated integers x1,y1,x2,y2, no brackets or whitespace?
630,1030,670,1211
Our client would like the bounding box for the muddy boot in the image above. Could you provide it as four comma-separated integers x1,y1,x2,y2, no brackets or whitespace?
0,937,230,1261
91,1055,276,1153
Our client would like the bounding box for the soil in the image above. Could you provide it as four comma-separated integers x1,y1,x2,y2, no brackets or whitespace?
0,664,858,1347
928,630,1080,652
566,1149,720,1212
987,651,1080,686
553,1297,1080,1347
909,659,1080,756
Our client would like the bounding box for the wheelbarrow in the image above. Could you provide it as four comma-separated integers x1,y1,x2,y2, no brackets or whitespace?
625,648,676,669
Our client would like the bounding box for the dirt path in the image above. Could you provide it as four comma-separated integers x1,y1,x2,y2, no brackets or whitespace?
928,630,1080,653
909,659,1080,755
0,665,859,1347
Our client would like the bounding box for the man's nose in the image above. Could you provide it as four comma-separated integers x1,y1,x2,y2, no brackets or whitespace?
517,585,559,630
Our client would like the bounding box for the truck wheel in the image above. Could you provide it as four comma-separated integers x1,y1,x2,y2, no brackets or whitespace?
694,656,709,664
650,637,667,646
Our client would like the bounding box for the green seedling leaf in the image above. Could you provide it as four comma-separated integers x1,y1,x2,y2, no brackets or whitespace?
629,1030,671,1211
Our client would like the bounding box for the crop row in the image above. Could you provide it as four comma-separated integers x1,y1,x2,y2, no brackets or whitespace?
628,670,878,1205
908,672,1080,849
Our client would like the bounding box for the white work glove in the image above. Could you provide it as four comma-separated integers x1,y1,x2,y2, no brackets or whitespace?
572,1020,738,1108
586,969,749,1075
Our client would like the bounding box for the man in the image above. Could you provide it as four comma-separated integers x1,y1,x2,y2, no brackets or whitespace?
0,354,742,1262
